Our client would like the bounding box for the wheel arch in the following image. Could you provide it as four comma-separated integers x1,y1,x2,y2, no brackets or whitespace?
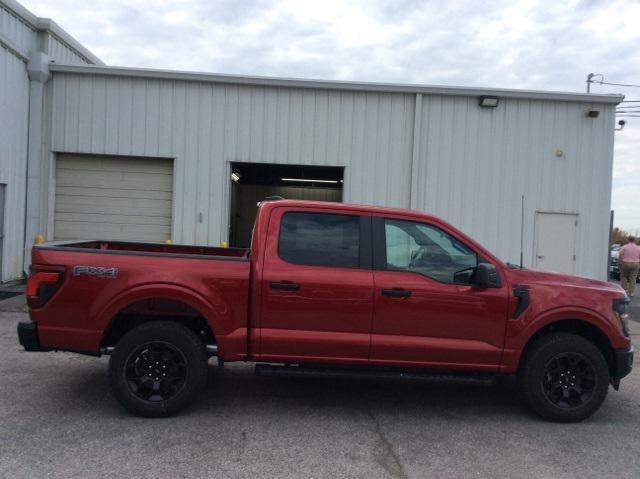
97,284,224,352
518,318,615,375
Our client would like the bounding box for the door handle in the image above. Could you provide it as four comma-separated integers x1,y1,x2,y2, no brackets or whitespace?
270,281,300,291
537,255,544,259
381,288,412,298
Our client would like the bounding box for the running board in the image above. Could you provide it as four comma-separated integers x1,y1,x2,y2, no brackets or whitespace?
254,364,496,386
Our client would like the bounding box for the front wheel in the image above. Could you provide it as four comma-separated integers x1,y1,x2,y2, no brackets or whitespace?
108,321,208,417
518,333,610,422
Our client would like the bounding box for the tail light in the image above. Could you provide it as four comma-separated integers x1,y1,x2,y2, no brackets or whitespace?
27,268,65,309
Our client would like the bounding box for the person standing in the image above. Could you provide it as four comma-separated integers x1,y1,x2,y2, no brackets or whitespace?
619,236,640,298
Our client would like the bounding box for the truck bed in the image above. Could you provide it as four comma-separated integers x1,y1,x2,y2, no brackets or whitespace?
28,240,251,357
40,240,250,260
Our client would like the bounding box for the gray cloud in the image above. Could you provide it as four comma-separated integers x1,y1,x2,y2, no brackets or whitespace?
21,0,640,230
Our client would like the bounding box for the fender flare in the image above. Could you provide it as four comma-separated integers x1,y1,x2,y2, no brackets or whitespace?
94,283,229,346
503,306,617,371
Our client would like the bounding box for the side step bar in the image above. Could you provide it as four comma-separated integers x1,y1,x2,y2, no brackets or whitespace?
100,344,218,356
254,364,496,386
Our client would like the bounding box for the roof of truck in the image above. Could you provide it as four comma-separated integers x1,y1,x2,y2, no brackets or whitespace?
260,198,437,220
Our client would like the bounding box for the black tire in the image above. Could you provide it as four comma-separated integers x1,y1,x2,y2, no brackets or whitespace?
108,321,208,417
518,333,610,422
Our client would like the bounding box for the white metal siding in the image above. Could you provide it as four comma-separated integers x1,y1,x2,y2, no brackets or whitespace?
50,75,415,246
54,154,173,242
46,34,93,65
0,4,34,52
46,72,617,279
0,46,28,281
412,95,615,279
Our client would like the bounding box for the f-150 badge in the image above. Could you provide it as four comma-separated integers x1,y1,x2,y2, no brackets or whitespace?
73,266,119,278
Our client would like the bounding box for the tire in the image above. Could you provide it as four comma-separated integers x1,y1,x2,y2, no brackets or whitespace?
518,333,610,422
108,321,208,417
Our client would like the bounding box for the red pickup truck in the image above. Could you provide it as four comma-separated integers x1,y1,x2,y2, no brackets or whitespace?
19,199,633,421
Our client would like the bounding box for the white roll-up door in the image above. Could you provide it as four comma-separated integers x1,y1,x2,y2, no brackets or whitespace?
55,154,173,242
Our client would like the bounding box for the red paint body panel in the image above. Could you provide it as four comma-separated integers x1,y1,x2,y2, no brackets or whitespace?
30,247,250,358
27,199,630,376
371,271,508,369
257,206,374,361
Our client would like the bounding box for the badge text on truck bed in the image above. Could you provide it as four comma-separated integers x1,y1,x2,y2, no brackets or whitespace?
73,266,119,278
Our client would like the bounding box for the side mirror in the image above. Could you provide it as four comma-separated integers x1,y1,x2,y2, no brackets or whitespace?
474,263,501,288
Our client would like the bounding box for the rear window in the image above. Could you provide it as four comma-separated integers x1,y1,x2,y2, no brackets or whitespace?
278,212,360,268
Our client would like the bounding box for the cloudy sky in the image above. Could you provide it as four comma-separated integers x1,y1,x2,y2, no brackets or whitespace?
21,0,640,231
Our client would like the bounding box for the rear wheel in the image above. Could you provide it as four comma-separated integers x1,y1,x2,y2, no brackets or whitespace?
108,321,208,417
518,333,610,422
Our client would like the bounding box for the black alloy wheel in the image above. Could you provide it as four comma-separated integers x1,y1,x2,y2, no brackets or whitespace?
542,352,596,409
109,321,208,417
518,333,610,422
125,342,187,402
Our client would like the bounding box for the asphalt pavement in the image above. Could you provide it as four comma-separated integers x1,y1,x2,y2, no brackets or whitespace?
1,293,639,479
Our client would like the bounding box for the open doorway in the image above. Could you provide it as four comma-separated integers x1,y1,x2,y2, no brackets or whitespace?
229,163,344,247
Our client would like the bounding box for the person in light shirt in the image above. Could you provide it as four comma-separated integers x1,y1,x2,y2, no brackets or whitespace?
619,236,640,298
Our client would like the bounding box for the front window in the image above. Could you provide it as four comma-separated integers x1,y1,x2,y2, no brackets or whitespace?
384,219,477,284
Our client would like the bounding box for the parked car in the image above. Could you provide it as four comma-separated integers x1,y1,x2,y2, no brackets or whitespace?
610,246,620,279
19,199,633,422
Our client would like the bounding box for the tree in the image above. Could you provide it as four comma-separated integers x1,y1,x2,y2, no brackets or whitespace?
612,227,639,245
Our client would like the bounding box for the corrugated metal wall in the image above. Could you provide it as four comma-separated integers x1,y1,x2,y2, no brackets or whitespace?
0,1,98,281
0,3,34,49
46,34,93,65
46,71,616,279
0,46,29,281
413,95,615,279
49,74,415,247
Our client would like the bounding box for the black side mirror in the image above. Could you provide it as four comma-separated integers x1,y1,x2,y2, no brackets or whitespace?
474,263,501,288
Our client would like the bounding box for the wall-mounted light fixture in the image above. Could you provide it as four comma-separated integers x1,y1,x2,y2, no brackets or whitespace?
231,172,240,182
616,120,626,131
478,96,499,108
586,110,600,118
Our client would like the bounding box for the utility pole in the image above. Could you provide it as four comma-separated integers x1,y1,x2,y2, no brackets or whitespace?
586,73,603,93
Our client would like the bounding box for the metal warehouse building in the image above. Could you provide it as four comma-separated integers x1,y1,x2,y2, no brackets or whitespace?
0,0,623,283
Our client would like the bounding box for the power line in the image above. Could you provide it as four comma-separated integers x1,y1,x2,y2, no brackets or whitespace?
594,81,640,88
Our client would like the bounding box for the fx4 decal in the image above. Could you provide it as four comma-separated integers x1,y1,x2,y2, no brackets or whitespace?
73,265,119,278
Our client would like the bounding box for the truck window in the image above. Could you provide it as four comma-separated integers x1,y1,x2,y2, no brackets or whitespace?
384,219,477,284
279,212,360,268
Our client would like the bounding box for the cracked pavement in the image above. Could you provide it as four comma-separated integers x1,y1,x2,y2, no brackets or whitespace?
1,293,639,479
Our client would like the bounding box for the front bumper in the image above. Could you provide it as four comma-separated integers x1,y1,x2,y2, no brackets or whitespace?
17,321,48,352
612,346,634,387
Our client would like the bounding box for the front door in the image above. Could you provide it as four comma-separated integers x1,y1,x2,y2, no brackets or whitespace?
534,212,577,274
370,217,509,370
258,208,374,364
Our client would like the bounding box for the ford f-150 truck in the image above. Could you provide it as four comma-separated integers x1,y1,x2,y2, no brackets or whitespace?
18,199,633,422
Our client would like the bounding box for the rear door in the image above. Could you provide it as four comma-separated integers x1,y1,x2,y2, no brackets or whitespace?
258,207,374,364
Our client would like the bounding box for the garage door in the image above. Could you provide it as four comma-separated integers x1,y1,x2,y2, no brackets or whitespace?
55,154,173,242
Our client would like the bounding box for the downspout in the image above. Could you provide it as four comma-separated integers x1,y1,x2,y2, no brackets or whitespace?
23,51,51,275
409,93,423,209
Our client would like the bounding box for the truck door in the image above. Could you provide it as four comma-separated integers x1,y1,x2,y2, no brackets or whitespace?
370,216,509,370
258,207,374,363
